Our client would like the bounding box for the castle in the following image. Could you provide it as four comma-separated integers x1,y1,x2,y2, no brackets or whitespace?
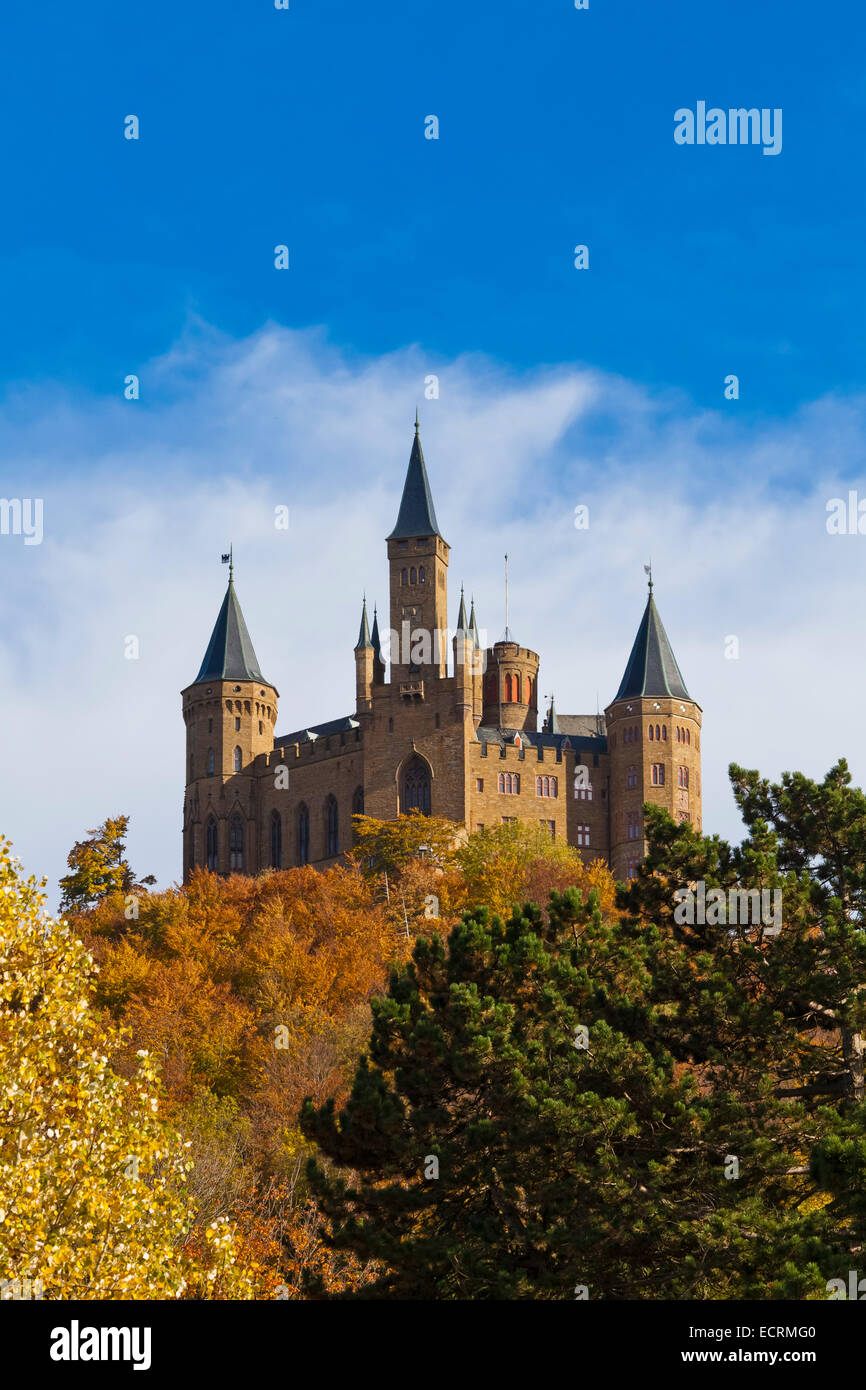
181,423,702,883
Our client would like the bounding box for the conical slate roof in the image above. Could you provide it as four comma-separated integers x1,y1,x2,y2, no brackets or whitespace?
456,586,469,634
193,577,268,686
387,422,443,540
615,593,690,701
355,597,373,651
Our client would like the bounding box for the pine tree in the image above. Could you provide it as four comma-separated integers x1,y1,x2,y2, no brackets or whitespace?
301,887,718,1299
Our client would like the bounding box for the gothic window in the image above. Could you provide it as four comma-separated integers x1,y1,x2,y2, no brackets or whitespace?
525,676,532,704
678,766,689,789
504,673,515,702
229,815,244,871
419,565,425,583
402,755,432,814
401,568,408,585
662,725,667,740
626,765,637,789
271,810,282,869
410,567,417,584
686,729,691,745
648,724,654,741
651,763,665,786
536,775,558,798
233,746,242,772
325,795,339,855
297,803,310,865
676,727,681,742
656,724,661,741
207,747,215,776
627,811,641,841
498,771,519,795
206,816,218,871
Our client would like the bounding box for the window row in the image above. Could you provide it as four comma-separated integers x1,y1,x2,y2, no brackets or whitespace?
400,565,426,585
647,724,667,742
675,725,691,744
203,787,365,872
483,672,537,705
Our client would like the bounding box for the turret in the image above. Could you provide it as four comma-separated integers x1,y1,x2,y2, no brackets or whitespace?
605,575,701,882
355,596,374,713
181,559,277,880
481,639,539,731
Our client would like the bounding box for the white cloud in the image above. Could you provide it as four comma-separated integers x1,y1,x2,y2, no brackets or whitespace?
2,320,865,907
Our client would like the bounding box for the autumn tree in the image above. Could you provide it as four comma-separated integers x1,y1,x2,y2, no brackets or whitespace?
0,838,251,1299
59,815,155,913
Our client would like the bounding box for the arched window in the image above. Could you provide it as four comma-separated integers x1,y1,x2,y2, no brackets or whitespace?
401,568,408,585
206,816,218,871
686,729,690,745
325,795,339,856
648,724,654,741
525,676,532,704
651,764,665,786
233,746,242,772
498,771,519,795
297,804,310,865
270,810,282,869
402,755,431,814
505,673,514,702
207,747,215,776
662,725,667,740
229,814,244,871
626,765,637,789
419,565,425,583
410,567,417,584
679,766,689,789
352,786,364,844
676,727,680,742
656,724,661,742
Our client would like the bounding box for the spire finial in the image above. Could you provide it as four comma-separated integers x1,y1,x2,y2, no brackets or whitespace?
414,406,420,434
644,560,653,595
221,545,234,583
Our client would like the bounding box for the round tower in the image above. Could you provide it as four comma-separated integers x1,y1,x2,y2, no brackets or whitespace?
181,564,278,879
481,639,539,731
605,580,701,883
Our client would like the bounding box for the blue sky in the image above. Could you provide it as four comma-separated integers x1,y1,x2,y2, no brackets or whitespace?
2,2,866,901
1,0,863,413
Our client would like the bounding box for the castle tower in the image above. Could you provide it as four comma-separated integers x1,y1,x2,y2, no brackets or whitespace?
386,419,450,689
181,562,278,880
605,578,701,882
354,596,374,715
481,639,539,731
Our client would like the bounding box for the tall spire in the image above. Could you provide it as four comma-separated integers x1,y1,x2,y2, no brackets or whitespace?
456,584,469,635
614,584,691,701
387,419,444,540
469,596,480,648
193,567,268,685
355,595,373,651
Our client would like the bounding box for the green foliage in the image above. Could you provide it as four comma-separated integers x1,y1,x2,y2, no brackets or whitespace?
59,815,155,913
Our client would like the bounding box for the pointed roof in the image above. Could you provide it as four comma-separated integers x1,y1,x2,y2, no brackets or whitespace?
387,420,444,541
371,605,384,663
546,695,561,735
193,574,268,686
614,591,691,701
355,597,373,651
469,597,480,648
456,585,469,634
